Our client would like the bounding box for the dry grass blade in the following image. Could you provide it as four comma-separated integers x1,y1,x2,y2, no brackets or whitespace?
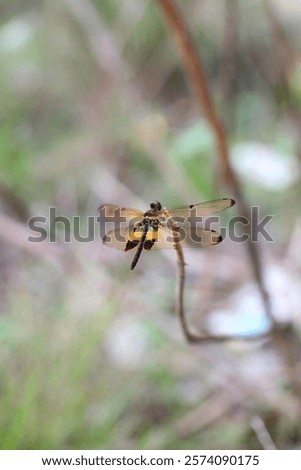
250,415,277,450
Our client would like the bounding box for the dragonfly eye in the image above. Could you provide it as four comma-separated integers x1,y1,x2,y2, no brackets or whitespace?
150,201,162,211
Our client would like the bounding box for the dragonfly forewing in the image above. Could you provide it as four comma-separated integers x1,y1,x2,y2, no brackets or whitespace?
99,204,144,239
166,198,235,224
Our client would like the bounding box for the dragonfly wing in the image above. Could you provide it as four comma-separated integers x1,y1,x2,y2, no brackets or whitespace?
99,204,144,221
103,227,144,251
149,226,223,250
183,226,222,248
99,204,144,238
99,204,143,224
167,198,235,223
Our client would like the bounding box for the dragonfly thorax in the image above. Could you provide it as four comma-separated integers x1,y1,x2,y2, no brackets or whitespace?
136,218,159,230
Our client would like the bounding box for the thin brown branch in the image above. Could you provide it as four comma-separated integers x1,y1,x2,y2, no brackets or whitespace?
172,222,272,344
156,0,276,328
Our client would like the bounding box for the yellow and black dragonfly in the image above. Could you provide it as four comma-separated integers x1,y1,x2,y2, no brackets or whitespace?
99,198,235,271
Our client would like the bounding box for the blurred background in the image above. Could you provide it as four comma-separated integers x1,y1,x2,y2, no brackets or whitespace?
1,0,301,450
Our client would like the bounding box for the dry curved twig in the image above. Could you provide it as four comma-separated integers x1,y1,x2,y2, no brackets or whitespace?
171,222,272,343
156,0,277,334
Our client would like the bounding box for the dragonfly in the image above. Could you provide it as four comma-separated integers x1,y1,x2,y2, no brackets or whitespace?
99,198,235,271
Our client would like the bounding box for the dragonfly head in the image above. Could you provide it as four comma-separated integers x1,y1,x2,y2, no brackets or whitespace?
150,201,162,212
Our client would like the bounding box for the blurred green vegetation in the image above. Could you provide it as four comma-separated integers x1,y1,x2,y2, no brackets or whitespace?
0,0,301,450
